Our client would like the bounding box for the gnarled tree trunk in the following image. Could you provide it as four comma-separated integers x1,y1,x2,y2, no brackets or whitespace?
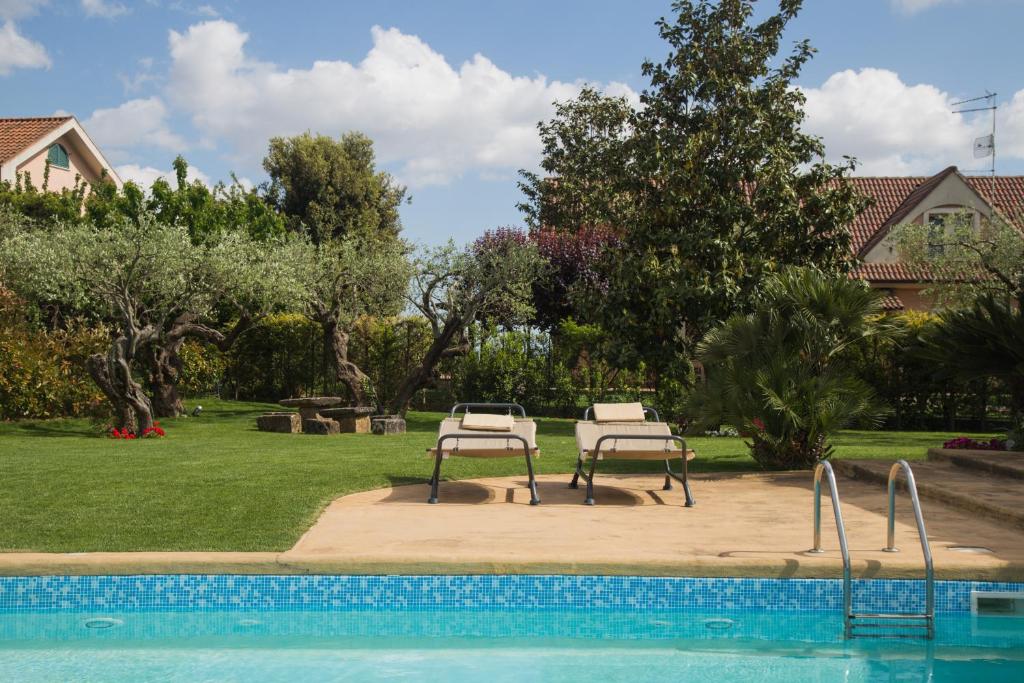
147,338,186,419
86,337,154,433
386,319,467,416
145,316,253,418
322,318,370,405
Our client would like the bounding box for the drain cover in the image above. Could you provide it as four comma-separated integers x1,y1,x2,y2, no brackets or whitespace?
704,618,734,631
84,618,122,629
949,545,994,554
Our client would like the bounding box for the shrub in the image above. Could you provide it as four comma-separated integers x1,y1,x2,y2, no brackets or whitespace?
178,340,227,397
689,268,893,469
222,313,321,401
454,327,578,415
0,288,107,419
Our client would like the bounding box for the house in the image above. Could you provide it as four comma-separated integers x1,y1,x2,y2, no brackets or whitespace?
0,116,121,192
849,166,1024,311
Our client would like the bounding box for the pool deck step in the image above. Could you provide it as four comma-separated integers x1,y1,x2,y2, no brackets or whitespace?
926,448,1024,480
832,459,1024,531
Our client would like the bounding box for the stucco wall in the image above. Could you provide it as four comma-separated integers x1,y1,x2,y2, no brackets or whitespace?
14,133,104,193
863,173,992,264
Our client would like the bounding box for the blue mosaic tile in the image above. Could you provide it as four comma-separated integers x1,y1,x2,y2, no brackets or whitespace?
0,575,1020,614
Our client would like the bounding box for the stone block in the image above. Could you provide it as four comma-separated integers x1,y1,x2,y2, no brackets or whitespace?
320,407,375,433
372,415,407,435
302,418,341,435
257,412,301,433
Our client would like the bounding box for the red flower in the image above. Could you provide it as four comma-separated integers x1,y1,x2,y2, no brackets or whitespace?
126,433,136,440
110,428,121,439
752,418,766,432
154,427,165,437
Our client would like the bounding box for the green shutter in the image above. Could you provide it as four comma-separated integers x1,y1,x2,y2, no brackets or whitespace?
47,144,69,169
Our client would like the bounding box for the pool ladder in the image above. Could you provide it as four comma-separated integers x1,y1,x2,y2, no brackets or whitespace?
810,460,935,639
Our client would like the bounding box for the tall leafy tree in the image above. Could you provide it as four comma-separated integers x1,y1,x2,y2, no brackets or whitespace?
264,132,407,243
520,0,867,383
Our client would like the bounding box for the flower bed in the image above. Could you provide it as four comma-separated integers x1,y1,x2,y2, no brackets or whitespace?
942,437,1007,451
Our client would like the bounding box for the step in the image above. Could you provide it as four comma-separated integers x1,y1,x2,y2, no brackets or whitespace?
927,448,1024,480
832,459,1024,531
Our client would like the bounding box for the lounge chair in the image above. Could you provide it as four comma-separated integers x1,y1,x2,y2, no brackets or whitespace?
570,402,695,507
427,403,540,505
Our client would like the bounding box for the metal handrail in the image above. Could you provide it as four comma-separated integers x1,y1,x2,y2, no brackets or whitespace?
582,405,661,421
449,402,526,417
808,460,853,637
882,459,935,636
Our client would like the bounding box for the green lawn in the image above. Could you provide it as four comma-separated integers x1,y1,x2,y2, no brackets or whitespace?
0,398,984,553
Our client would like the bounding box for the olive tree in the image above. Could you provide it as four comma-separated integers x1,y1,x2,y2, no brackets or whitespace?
385,231,544,415
893,211,1024,309
291,235,412,406
0,214,300,430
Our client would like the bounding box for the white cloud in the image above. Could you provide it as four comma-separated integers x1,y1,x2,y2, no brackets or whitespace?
85,97,186,151
0,20,49,75
890,0,960,14
1001,90,1024,160
799,68,1020,175
0,0,48,20
81,0,128,18
116,162,209,189
165,21,635,187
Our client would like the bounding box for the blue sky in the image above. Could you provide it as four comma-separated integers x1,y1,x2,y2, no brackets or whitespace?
3,0,1023,244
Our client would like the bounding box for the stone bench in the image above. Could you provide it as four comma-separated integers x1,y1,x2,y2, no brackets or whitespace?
256,412,302,434
371,415,407,435
319,406,375,434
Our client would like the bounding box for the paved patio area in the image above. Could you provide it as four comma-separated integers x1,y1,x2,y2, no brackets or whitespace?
2,472,1023,578
283,472,1024,579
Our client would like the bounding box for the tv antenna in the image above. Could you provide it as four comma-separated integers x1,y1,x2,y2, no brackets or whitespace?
952,92,997,176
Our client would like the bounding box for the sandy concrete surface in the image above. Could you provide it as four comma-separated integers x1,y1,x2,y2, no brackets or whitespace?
2,472,1023,578
282,472,1024,580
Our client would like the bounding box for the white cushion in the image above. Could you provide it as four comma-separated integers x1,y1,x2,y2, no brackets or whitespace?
460,413,515,431
592,402,646,423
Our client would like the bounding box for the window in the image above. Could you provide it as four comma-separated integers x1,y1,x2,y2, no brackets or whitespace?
46,143,69,169
923,208,977,258
926,213,946,257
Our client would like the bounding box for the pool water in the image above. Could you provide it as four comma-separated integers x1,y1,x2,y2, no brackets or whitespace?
2,610,1022,682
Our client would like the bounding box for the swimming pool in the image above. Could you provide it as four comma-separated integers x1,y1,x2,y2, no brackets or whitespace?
1,575,1022,681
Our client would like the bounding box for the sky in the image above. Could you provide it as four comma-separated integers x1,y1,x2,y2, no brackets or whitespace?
2,0,1024,245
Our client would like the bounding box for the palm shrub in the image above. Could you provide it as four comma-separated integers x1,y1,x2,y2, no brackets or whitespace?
690,268,893,469
917,296,1024,446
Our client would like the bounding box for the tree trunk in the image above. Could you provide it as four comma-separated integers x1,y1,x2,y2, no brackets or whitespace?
146,316,252,418
322,318,370,406
387,320,464,416
86,337,154,433
147,339,186,419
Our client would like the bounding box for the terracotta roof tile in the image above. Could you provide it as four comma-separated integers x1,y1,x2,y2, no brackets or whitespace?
880,294,905,312
847,171,1024,256
852,262,930,283
0,117,72,165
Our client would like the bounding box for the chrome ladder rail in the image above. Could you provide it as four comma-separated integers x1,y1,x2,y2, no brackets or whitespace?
809,461,853,638
811,459,935,640
849,459,935,639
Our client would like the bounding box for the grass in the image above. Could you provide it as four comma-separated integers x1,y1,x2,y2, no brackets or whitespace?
0,398,990,553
